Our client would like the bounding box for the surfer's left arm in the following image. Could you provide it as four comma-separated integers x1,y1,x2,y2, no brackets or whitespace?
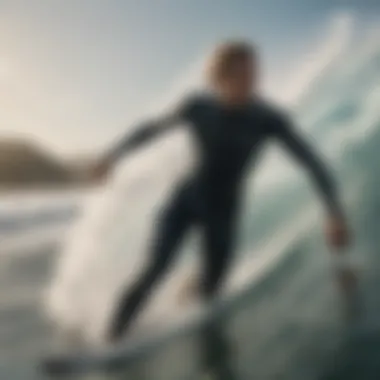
271,112,350,250
92,95,197,179
101,117,178,165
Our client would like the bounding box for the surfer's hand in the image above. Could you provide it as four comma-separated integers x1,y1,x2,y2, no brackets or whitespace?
325,215,350,250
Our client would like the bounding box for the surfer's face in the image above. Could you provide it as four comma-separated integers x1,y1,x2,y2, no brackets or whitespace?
217,56,257,104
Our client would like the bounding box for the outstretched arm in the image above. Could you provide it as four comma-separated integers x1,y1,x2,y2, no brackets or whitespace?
102,94,197,166
272,113,343,218
101,115,179,166
272,113,357,296
271,112,351,250
93,95,197,179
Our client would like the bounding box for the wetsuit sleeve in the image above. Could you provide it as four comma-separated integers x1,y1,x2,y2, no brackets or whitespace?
102,96,196,165
271,112,344,218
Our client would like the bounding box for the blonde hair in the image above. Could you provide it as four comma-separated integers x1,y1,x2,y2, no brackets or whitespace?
206,40,256,87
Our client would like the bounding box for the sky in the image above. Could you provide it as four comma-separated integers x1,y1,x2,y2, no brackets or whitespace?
0,0,379,158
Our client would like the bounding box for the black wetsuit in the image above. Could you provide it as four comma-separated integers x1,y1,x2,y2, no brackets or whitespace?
105,93,342,340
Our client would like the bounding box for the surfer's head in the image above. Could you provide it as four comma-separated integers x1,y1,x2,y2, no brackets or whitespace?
206,40,258,105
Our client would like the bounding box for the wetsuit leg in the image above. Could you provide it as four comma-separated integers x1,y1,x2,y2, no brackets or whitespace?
199,207,237,300
109,186,196,340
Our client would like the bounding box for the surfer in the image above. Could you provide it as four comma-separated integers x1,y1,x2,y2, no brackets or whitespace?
93,41,351,342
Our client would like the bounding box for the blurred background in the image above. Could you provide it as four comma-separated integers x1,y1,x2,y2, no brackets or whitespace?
0,1,380,379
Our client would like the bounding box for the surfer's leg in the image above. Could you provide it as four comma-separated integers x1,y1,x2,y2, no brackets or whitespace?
109,190,195,340
200,213,236,300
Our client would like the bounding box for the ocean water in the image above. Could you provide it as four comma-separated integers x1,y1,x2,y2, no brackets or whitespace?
1,27,380,380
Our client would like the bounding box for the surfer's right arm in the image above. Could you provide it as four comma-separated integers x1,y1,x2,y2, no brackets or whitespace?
92,95,198,179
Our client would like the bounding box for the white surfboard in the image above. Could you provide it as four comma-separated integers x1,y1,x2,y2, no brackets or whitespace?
46,123,201,337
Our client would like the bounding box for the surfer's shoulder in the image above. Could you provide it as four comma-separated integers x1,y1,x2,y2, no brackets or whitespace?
252,97,292,132
178,91,215,117
252,97,288,119
185,91,215,108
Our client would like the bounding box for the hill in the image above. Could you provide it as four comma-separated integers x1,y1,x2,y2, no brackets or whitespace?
0,139,92,189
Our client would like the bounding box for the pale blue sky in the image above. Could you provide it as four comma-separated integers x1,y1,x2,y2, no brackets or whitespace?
0,0,378,157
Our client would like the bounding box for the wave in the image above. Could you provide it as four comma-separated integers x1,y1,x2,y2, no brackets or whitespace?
46,16,380,347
